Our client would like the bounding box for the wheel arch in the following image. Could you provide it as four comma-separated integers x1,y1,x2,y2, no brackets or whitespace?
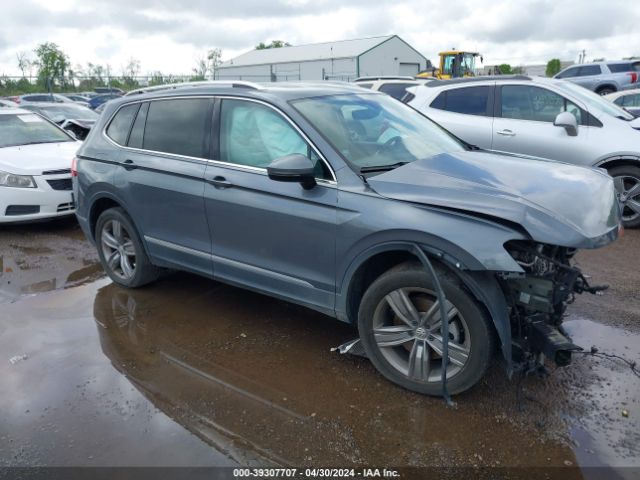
88,194,152,260
595,83,617,94
337,241,513,372
595,155,640,170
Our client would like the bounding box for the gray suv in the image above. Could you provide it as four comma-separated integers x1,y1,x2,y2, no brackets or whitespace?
74,81,620,396
554,61,640,95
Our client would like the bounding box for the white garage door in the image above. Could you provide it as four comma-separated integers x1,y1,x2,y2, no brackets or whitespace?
399,63,420,76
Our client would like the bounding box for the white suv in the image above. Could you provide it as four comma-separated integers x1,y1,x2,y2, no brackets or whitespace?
407,75,640,227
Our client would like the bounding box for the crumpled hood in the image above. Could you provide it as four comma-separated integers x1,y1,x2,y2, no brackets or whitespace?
367,150,620,248
0,141,81,175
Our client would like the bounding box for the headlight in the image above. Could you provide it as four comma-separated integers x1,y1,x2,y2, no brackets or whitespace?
0,171,37,188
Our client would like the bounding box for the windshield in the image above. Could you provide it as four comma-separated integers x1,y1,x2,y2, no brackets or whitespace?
292,93,465,171
39,105,98,120
0,113,73,148
555,81,635,121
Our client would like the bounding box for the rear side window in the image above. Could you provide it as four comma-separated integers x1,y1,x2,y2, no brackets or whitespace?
106,103,140,145
356,83,374,89
577,65,601,76
430,86,491,116
378,83,417,100
607,63,633,73
143,99,210,158
556,67,579,79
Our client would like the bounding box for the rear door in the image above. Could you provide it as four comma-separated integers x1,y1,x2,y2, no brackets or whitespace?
203,97,337,312
110,97,213,276
425,85,495,148
573,64,603,91
491,84,587,163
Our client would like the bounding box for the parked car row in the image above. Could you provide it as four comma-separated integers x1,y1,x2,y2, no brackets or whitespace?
0,77,632,396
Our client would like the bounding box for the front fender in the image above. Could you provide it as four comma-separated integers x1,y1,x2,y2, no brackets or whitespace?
335,239,514,372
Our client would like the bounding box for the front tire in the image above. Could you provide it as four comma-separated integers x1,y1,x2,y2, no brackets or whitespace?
608,165,640,229
357,263,495,396
95,207,160,288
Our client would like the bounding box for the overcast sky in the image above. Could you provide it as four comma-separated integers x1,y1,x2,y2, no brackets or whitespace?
1,0,639,76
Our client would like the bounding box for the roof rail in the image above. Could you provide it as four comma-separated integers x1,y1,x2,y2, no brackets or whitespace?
124,80,263,96
425,74,532,87
353,76,415,82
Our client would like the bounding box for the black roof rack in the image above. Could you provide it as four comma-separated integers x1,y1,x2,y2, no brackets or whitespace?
425,75,532,87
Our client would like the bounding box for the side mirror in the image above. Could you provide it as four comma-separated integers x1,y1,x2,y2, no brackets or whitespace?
554,112,578,137
267,154,316,190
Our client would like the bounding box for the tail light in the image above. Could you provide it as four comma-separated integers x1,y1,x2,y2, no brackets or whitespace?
629,72,638,84
71,157,78,177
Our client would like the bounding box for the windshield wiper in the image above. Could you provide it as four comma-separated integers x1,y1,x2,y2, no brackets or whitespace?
360,162,409,173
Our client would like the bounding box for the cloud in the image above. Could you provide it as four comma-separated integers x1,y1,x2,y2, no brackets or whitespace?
0,0,639,76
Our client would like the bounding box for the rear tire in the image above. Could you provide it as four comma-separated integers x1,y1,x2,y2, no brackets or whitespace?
597,86,615,95
95,207,160,288
357,262,495,396
608,165,640,229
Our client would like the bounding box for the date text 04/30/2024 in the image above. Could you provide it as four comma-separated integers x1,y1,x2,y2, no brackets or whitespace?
233,468,400,478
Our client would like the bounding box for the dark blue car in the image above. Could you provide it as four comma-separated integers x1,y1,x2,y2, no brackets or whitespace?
88,93,122,110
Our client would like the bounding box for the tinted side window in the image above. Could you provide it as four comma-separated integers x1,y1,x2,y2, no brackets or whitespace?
430,92,446,109
607,63,632,73
501,86,582,124
356,83,374,89
106,103,140,145
220,99,331,180
577,65,601,76
556,67,579,79
378,83,417,100
127,102,148,149
430,87,491,116
143,99,210,158
623,94,640,107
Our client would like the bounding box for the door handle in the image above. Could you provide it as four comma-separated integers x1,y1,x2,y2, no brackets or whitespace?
496,129,516,137
207,176,232,189
123,159,137,170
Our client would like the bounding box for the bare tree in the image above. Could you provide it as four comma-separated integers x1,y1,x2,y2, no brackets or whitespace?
192,55,209,79
208,48,222,79
122,57,141,87
16,51,33,78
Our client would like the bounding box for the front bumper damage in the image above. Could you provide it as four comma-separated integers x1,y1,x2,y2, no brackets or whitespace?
501,241,608,373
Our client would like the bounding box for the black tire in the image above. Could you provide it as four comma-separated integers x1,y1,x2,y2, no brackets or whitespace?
608,165,640,229
597,86,615,95
357,262,495,396
95,207,160,288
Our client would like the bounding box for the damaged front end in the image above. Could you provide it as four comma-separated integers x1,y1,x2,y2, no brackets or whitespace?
501,241,608,372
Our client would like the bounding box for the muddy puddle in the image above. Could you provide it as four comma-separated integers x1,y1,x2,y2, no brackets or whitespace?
1,224,638,476
0,270,636,477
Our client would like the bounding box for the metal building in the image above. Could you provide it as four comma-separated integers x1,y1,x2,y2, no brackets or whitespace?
216,35,428,82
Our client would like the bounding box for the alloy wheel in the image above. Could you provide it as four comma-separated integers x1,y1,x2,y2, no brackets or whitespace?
100,219,137,280
372,287,470,383
614,175,640,223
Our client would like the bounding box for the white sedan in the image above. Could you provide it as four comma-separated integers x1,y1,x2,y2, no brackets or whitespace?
0,108,81,223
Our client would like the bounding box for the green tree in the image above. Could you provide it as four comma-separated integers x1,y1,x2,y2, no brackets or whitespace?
255,40,291,50
545,58,561,77
34,42,69,88
498,63,513,75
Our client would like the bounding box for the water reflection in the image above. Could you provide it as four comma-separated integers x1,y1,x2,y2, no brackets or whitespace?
92,275,581,470
0,255,103,303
